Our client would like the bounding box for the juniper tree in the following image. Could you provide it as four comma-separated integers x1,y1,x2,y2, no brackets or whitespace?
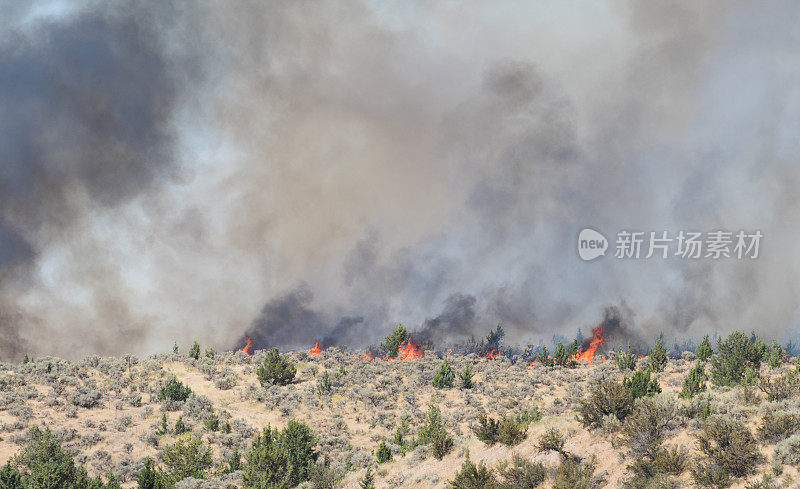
380,325,408,358
376,440,392,463
188,341,200,360
256,348,296,386
623,369,661,399
648,338,668,372
553,340,570,367
432,359,455,388
711,331,764,386
459,364,474,389
537,345,553,367
616,343,637,371
696,334,713,362
359,467,375,489
679,362,707,399
766,339,785,368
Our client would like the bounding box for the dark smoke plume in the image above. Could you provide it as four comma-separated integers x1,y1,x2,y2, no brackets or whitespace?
2,1,800,359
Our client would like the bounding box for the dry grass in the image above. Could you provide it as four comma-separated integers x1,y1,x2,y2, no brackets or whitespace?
0,351,798,488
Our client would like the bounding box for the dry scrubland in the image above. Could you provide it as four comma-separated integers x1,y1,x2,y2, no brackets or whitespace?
1,336,800,489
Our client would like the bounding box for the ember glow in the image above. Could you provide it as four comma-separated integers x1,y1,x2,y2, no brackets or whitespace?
308,341,321,355
240,336,252,355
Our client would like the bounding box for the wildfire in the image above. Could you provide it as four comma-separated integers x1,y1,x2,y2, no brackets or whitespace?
308,341,321,355
574,325,604,364
481,349,499,360
397,338,424,360
359,338,423,361
240,336,252,355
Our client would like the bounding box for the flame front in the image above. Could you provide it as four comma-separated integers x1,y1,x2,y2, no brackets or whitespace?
574,325,604,363
397,338,423,360
240,336,252,355
308,341,321,355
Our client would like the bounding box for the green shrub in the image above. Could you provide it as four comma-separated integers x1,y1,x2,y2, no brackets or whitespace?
744,475,780,489
188,341,200,360
460,364,474,389
256,348,296,386
11,426,120,489
577,379,634,428
12,426,78,488
679,362,707,399
224,449,241,474
537,427,566,457
710,331,764,387
622,398,674,461
485,324,505,351
623,369,661,399
552,457,604,489
554,340,574,367
450,458,496,489
359,467,375,489
317,371,333,396
473,414,500,446
309,459,343,489
0,463,23,489
652,446,687,475
376,440,392,464
765,340,784,368
692,416,763,486
757,412,800,442
497,415,528,447
518,407,542,425
380,324,408,358
242,420,317,488
418,405,453,459
696,335,713,362
537,345,553,367
496,453,546,489
173,416,189,435
158,377,192,402
773,434,800,466
649,338,668,372
616,343,637,371
161,436,212,481
204,410,219,432
678,396,713,420
433,359,456,389
758,372,799,402
137,458,171,489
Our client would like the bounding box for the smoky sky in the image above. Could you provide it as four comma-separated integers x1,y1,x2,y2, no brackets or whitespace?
2,1,800,359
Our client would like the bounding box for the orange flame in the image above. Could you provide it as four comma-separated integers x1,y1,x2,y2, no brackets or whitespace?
308,341,321,355
363,351,375,360
574,325,604,364
240,336,252,355
481,349,499,359
397,338,424,360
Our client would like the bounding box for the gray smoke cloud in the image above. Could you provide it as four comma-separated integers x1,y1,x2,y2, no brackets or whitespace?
2,1,800,359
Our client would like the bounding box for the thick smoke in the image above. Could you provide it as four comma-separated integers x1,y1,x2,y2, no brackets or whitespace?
2,1,800,359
